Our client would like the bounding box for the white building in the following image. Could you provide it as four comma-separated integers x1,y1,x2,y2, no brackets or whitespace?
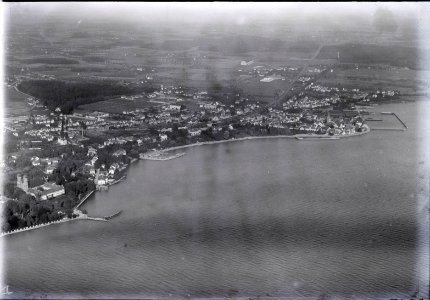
189,129,201,137
169,104,181,111
57,137,67,145
29,182,65,200
97,175,108,185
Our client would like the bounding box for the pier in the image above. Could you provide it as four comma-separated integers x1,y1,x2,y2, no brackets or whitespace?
75,190,95,209
109,176,126,186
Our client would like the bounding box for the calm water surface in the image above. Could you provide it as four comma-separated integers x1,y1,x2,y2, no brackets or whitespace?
3,101,429,299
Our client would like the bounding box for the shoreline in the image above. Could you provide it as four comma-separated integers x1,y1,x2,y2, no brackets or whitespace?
0,214,106,238
108,175,127,186
156,129,371,154
2,128,371,237
2,190,108,238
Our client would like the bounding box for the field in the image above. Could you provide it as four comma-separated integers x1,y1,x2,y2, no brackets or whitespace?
78,96,161,114
4,86,30,116
317,44,420,70
237,76,296,102
20,57,80,65
316,67,427,96
6,22,427,115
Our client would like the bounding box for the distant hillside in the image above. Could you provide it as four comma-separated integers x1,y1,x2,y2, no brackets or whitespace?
20,57,80,65
317,43,420,69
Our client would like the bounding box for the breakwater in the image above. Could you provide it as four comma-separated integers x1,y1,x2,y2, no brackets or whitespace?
104,210,122,220
379,112,408,129
371,128,406,131
392,113,408,129
296,136,340,140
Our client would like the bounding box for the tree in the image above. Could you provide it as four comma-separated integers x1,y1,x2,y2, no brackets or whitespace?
28,167,46,187
15,156,32,169
2,222,11,232
3,182,16,198
148,126,158,136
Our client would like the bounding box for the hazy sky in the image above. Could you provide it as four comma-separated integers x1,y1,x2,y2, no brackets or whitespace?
3,2,423,26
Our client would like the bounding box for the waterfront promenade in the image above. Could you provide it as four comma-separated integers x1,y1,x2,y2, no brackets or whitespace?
0,189,122,237
0,214,106,238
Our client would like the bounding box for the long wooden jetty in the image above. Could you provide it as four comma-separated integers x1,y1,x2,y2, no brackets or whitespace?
75,190,95,209
109,176,126,186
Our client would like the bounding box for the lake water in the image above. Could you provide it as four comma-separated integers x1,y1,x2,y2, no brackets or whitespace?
2,101,429,299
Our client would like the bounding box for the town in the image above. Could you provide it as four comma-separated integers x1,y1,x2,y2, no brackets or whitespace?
1,66,399,233
2,3,428,299
0,14,410,233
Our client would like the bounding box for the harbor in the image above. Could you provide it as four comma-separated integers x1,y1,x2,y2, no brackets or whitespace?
296,136,340,140
380,112,408,128
140,151,186,161
370,112,408,131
